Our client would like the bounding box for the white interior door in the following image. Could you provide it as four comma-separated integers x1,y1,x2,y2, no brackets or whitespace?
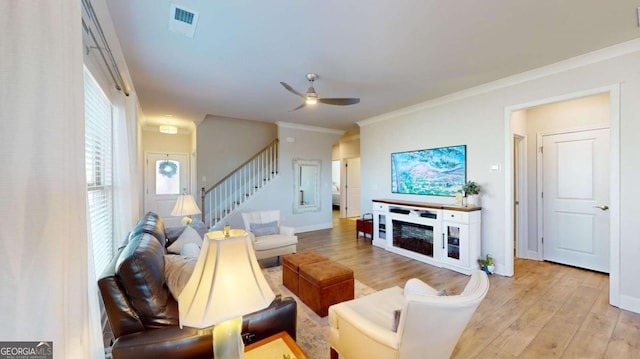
345,157,361,217
145,152,189,226
542,128,609,272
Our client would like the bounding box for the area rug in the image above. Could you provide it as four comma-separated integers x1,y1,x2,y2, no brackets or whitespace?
261,265,376,359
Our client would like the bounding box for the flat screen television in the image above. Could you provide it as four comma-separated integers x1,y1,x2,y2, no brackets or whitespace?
391,145,466,196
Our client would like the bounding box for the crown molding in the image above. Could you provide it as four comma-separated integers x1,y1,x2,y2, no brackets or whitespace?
276,121,345,135
358,38,640,127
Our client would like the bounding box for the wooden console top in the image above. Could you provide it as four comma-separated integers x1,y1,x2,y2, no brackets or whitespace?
373,199,481,212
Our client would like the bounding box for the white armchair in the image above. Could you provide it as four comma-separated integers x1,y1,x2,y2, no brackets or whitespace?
328,270,489,359
241,210,298,261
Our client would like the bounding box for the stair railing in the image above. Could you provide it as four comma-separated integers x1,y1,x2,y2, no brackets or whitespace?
201,139,279,229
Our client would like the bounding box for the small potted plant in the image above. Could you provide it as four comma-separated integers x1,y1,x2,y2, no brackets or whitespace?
478,254,495,274
462,180,481,206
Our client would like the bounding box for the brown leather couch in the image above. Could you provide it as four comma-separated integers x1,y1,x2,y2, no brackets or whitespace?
98,212,297,359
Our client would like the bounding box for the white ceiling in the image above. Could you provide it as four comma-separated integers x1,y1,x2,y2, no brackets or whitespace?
105,0,640,133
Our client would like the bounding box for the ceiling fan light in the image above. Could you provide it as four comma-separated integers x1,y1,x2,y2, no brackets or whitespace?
305,91,318,105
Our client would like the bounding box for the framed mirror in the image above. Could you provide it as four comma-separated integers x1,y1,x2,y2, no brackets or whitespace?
293,159,321,213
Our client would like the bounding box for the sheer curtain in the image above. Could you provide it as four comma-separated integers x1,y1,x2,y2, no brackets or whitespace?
113,91,138,245
0,2,103,358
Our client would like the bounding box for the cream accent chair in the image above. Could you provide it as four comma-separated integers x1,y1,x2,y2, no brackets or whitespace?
328,270,489,359
241,210,298,261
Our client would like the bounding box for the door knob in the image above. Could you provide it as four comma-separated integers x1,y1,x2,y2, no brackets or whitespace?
593,205,609,211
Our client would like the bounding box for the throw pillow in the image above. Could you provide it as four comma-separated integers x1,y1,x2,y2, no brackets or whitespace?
165,221,207,247
250,220,278,236
180,242,200,260
167,225,203,254
165,226,186,244
391,309,402,332
164,255,197,299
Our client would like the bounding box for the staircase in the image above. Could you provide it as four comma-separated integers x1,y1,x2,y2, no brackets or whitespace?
200,139,279,229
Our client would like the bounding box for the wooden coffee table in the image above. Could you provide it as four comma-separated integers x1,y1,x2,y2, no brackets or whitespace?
245,331,307,359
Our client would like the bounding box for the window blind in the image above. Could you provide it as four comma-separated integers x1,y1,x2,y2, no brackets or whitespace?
84,68,114,275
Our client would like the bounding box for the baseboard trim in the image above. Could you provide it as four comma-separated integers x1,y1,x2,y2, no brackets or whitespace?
619,294,640,314
525,251,541,261
295,222,332,233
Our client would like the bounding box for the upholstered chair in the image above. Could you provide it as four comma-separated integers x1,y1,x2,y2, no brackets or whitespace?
241,210,298,260
328,270,490,359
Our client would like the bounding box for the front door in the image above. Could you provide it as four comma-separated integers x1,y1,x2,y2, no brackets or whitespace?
145,152,189,226
542,128,609,272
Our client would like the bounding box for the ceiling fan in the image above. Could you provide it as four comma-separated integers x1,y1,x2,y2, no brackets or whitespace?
280,73,360,111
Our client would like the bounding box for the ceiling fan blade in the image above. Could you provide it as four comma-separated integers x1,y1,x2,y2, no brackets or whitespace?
280,82,304,98
289,103,306,112
318,98,361,106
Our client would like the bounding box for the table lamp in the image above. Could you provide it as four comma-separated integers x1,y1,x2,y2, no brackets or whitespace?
178,229,275,359
171,194,201,225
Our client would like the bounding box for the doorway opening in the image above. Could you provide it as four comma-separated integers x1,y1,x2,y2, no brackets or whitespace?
343,157,361,218
505,85,620,307
513,134,527,259
332,160,341,211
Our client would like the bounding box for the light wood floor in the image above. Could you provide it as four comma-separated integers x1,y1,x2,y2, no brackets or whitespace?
284,213,640,359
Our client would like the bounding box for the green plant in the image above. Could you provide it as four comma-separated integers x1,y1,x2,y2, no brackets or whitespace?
462,181,481,195
478,254,494,265
484,254,494,266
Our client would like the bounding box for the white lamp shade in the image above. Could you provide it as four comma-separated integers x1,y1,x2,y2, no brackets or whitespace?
171,194,201,217
178,230,275,328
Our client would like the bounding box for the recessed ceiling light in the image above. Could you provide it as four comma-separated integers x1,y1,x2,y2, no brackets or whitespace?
159,125,178,134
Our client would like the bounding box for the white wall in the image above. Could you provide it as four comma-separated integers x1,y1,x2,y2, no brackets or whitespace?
333,135,360,160
143,131,192,153
223,123,343,232
332,160,341,188
196,116,277,192
511,110,527,136
359,42,640,313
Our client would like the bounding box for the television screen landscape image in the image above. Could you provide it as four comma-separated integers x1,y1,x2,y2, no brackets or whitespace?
391,145,466,196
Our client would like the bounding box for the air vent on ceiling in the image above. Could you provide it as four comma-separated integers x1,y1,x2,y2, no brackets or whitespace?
169,3,199,38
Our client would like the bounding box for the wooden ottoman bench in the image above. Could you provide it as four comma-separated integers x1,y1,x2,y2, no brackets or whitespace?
282,251,328,295
298,260,354,317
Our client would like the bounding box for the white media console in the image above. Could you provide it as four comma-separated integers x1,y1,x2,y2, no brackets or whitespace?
372,199,481,275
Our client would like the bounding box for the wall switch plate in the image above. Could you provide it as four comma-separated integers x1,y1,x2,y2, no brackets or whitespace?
490,164,501,172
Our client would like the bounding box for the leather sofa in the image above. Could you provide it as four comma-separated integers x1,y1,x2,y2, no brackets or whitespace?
98,212,297,359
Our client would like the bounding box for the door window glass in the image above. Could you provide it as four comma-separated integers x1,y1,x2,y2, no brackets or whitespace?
156,160,180,194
